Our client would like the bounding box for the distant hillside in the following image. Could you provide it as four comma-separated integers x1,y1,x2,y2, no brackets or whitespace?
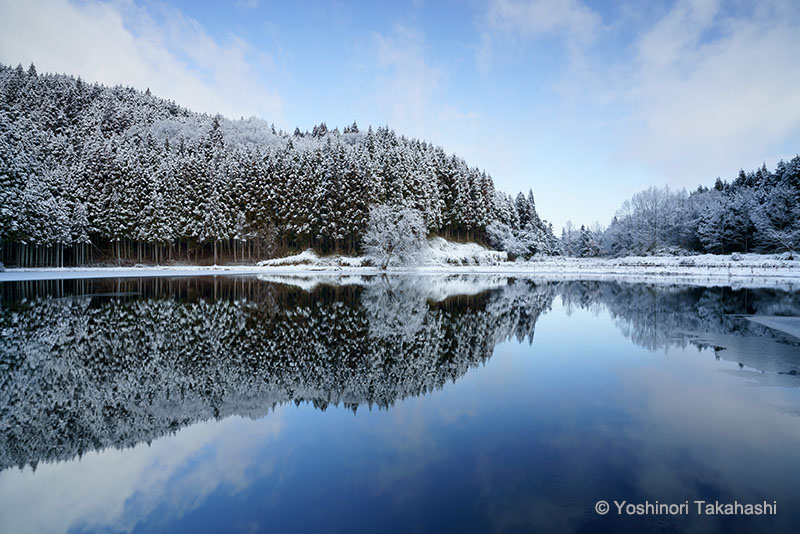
0,63,558,267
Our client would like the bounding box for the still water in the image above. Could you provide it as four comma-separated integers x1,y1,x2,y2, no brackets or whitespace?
1,275,799,533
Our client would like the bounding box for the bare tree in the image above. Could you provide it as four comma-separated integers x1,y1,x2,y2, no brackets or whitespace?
362,204,427,269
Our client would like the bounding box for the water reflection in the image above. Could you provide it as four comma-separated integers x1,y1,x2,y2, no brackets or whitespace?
1,275,799,533
0,414,285,534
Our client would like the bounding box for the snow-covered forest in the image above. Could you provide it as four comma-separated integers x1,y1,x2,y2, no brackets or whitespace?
562,159,800,257
1,63,797,267
2,275,796,470
0,64,558,267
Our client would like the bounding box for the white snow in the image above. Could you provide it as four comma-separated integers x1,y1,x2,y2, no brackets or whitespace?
256,249,370,268
3,239,800,289
257,249,321,267
0,266,270,281
424,236,507,266
253,238,506,269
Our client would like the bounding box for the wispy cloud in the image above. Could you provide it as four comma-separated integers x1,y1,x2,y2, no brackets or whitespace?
477,0,602,69
485,0,600,40
0,413,285,534
362,23,507,183
618,0,800,183
370,24,445,136
357,23,522,202
478,0,800,188
0,0,282,121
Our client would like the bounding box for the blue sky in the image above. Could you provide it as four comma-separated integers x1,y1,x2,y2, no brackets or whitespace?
1,0,799,231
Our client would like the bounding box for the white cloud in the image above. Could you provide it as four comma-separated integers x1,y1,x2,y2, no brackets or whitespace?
364,24,524,204
370,24,446,137
618,0,800,184
0,0,282,121
477,0,800,226
485,0,600,40
478,0,601,68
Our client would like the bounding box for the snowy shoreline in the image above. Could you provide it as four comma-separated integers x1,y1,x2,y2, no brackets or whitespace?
2,254,799,289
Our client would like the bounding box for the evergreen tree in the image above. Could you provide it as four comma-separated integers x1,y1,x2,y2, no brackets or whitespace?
0,64,558,265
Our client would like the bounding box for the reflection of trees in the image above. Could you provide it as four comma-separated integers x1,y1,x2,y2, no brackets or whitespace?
361,275,428,340
0,276,555,470
558,281,800,351
3,276,797,471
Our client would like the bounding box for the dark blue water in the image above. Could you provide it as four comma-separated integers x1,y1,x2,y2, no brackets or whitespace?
1,275,799,533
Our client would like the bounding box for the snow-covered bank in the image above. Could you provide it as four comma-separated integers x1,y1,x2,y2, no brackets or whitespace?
2,260,800,290
256,239,800,279
2,240,800,289
499,253,800,280
0,265,272,282
255,237,507,269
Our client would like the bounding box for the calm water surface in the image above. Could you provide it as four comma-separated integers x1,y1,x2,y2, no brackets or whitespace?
1,275,799,533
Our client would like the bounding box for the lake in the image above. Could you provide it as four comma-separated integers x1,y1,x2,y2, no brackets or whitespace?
1,274,799,533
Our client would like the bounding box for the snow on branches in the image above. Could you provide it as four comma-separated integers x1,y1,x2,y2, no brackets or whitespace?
362,203,427,269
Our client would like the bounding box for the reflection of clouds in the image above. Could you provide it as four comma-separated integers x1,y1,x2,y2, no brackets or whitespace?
616,348,800,497
719,369,800,390
452,324,800,533
483,493,585,534
521,344,800,532
0,411,284,534
367,398,441,496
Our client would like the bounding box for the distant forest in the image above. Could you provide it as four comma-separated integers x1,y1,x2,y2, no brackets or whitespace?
563,158,800,258
0,63,797,267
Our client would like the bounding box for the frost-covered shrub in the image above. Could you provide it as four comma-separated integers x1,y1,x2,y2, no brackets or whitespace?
649,246,694,257
487,221,555,260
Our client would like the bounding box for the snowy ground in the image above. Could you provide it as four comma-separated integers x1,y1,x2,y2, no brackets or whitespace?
2,238,800,289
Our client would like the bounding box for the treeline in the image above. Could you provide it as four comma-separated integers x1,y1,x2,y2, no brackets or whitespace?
0,63,556,267
563,158,800,257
